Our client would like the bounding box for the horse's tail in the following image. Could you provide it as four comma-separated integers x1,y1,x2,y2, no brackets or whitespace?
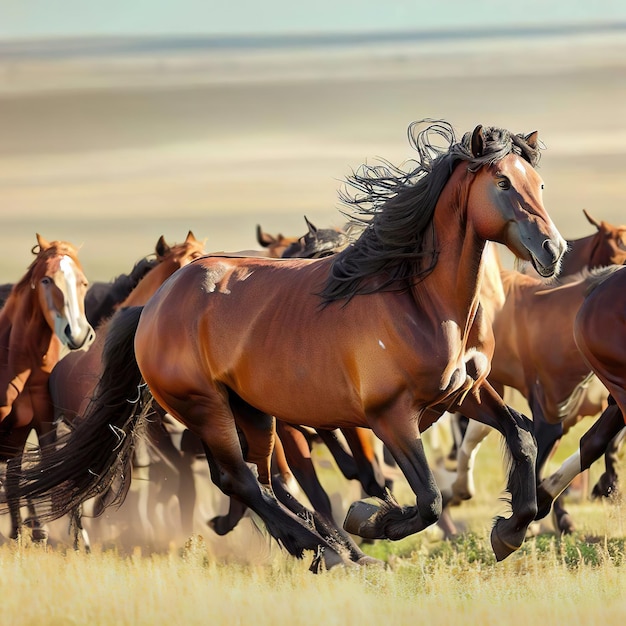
1,306,149,523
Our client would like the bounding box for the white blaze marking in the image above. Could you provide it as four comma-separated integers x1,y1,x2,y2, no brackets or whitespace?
513,158,528,176
58,256,82,341
378,340,386,349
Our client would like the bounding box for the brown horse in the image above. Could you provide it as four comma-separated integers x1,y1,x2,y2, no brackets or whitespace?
84,256,159,328
49,231,205,422
0,235,95,539
536,265,626,519
43,232,205,547
256,225,299,258
257,217,350,259
4,121,566,567
559,210,626,275
451,212,626,527
456,271,608,519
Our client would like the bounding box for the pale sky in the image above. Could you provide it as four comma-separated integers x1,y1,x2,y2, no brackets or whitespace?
1,0,626,40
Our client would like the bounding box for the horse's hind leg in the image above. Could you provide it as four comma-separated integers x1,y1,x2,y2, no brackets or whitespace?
165,393,350,568
231,398,372,566
591,426,626,499
450,418,491,503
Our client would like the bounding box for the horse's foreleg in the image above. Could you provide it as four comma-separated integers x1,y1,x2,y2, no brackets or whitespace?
341,427,388,498
314,429,360,481
537,401,624,519
5,455,22,541
459,384,537,561
450,417,491,503
591,426,626,499
69,505,91,552
3,426,35,541
208,495,248,536
344,400,442,542
276,421,334,518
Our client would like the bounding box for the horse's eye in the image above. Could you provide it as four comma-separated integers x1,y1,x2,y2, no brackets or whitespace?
41,277,51,285
497,178,511,190
541,184,545,190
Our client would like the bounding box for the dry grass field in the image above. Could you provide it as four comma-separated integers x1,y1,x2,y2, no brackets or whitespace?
2,27,626,624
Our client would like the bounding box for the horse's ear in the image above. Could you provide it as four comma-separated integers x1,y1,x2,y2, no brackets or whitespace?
471,125,484,158
304,216,318,236
582,208,601,230
256,225,276,248
156,235,170,258
524,131,539,150
185,230,197,243
36,233,51,251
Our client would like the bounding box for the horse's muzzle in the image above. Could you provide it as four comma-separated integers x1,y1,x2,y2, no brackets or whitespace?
64,323,96,350
530,238,566,278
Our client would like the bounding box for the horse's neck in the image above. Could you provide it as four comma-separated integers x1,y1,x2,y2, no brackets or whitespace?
480,243,506,322
122,261,177,306
1,288,57,368
418,170,486,328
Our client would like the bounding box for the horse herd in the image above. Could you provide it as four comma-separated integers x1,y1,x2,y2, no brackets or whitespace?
1,119,626,571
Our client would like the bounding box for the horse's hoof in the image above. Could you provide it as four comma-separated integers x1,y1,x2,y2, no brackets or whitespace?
343,498,387,540
450,481,473,503
490,522,522,562
31,528,49,543
552,510,575,535
207,516,234,536
591,474,618,500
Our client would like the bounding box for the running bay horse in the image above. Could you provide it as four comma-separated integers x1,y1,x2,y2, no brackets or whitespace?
451,212,626,523
4,121,566,567
537,265,626,520
0,235,95,539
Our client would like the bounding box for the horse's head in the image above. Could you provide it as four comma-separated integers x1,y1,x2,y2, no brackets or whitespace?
281,217,350,259
466,125,566,278
122,231,206,306
256,225,299,258
582,209,626,268
155,230,206,269
31,234,95,350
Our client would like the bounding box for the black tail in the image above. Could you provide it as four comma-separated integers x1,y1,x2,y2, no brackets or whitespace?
1,306,150,523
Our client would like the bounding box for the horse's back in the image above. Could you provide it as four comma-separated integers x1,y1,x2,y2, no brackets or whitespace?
134,255,398,427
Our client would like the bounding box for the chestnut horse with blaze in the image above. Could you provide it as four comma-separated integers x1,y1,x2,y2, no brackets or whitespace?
0,235,95,538
4,121,565,568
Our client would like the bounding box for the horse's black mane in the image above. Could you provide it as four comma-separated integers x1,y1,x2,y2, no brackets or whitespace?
320,119,540,303
85,256,158,327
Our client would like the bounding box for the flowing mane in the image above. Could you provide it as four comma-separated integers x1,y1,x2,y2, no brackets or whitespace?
320,119,541,303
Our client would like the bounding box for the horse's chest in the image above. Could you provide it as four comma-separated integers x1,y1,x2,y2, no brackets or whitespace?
406,318,490,401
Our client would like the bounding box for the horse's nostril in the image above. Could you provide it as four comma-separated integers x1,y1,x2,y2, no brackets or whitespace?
542,239,559,262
